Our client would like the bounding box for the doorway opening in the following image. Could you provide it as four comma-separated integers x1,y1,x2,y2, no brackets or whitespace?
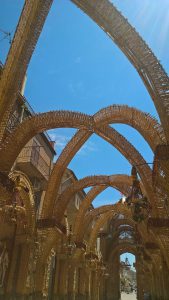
120,253,137,300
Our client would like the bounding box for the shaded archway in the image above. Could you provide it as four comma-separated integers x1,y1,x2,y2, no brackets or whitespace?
79,203,132,244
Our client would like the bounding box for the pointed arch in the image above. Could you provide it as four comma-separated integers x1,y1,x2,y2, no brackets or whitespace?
0,0,53,138
0,111,93,172
72,0,169,140
0,106,163,172
88,207,132,250
94,105,166,150
77,203,131,244
74,184,131,241
0,108,159,217
54,174,132,223
1,0,168,141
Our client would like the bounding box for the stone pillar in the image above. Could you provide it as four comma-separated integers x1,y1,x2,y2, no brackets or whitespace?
90,269,99,300
142,269,152,299
109,256,120,300
67,263,76,300
76,266,87,300
54,259,68,300
85,268,91,300
4,242,21,299
136,259,144,300
15,244,31,297
149,262,167,300
161,260,169,299
99,275,106,300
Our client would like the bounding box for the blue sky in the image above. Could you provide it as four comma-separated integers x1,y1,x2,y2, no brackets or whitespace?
0,0,169,215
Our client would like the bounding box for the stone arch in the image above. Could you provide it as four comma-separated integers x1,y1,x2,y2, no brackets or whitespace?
1,0,169,142
50,124,155,221
42,106,159,217
110,243,137,259
112,225,136,244
108,217,135,232
0,111,93,172
80,204,132,244
0,0,53,137
54,174,132,224
88,208,132,250
0,108,159,217
94,125,156,209
0,106,162,172
43,123,154,218
41,180,131,261
74,183,132,241
94,105,166,151
72,0,169,140
41,129,92,217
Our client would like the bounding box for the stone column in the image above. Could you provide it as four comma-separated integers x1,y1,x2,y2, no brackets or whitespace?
109,256,120,300
4,242,21,299
15,244,31,298
55,259,68,300
67,263,76,300
85,268,91,300
99,275,106,300
161,260,169,299
142,268,152,299
153,271,161,300
90,269,99,300
136,259,144,300
76,266,87,300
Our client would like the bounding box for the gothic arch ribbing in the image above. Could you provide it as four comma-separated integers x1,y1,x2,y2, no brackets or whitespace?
94,105,166,150
72,0,169,140
78,203,131,244
1,0,169,141
74,184,131,241
0,106,163,172
88,208,131,250
54,174,132,223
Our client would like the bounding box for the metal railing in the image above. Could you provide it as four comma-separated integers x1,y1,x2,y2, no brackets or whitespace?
5,92,53,144
18,93,52,143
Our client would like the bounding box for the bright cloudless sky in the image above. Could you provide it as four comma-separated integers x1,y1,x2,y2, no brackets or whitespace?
0,0,169,265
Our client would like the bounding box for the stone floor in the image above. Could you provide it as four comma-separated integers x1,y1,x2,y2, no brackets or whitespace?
121,291,137,300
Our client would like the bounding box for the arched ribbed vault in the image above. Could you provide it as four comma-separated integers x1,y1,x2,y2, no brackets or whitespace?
0,2,169,298
0,106,163,171
42,116,156,217
77,203,131,243
0,107,158,217
94,105,166,150
74,184,131,241
1,0,169,142
54,174,133,224
88,210,133,250
41,203,130,262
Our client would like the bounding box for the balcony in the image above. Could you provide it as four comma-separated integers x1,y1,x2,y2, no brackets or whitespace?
16,146,51,181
